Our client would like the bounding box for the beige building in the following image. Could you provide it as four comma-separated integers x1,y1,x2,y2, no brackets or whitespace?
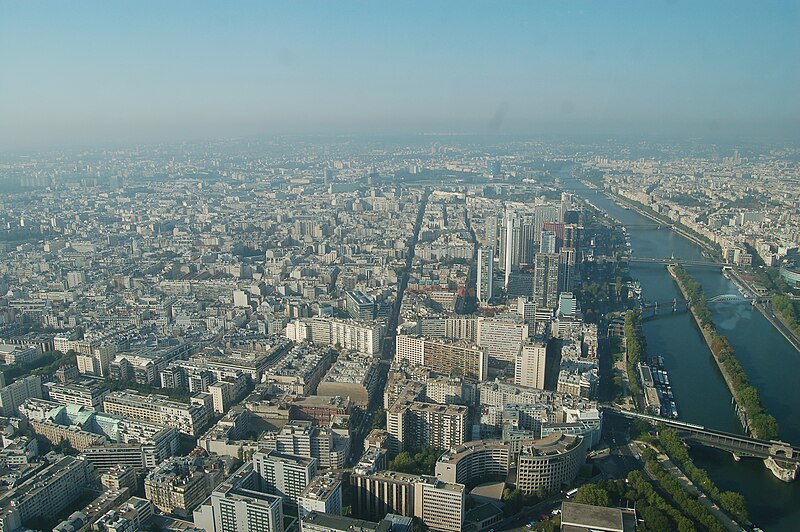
316,354,380,408
387,401,468,454
516,433,586,494
515,340,547,389
350,471,465,531
0,375,42,417
435,440,511,486
396,335,487,381
103,390,209,436
144,455,224,518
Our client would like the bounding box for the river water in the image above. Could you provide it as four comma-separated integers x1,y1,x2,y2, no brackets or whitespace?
567,180,800,531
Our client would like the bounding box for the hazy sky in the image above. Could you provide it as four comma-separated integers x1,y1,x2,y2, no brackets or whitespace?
1,1,799,148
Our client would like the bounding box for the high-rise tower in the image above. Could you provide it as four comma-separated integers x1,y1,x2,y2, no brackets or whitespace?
477,247,494,304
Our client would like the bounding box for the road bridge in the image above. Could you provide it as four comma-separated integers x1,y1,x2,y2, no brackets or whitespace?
639,299,689,320
604,407,800,465
623,223,674,229
626,257,727,268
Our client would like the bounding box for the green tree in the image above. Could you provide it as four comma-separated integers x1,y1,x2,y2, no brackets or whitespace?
638,506,670,532
502,488,525,516
389,451,415,472
719,491,748,523
372,408,386,430
574,484,610,507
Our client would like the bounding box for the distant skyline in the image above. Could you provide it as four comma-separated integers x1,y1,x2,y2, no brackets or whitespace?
1,1,799,149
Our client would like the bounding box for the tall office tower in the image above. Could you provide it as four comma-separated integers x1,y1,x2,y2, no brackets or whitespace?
533,253,561,310
540,231,557,254
519,216,537,264
500,213,516,289
559,248,577,293
563,223,581,250
543,221,565,242
501,213,514,289
558,292,578,317
515,340,547,389
560,192,575,222
533,204,560,240
485,215,499,251
477,247,494,304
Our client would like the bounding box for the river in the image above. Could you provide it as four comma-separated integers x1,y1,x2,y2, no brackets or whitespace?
565,178,800,531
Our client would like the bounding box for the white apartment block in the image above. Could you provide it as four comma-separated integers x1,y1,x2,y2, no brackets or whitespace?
515,341,547,389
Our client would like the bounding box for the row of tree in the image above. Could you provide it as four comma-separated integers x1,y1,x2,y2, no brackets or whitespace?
2,350,75,382
641,447,726,532
672,265,779,441
576,473,696,531
658,429,749,523
624,310,645,402
772,294,800,335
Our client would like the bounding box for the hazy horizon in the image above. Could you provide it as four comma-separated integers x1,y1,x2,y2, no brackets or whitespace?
2,1,799,149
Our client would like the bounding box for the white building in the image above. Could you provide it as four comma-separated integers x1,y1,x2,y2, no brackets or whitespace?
298,472,342,519
194,463,284,532
515,341,547,390
252,450,317,504
0,375,43,417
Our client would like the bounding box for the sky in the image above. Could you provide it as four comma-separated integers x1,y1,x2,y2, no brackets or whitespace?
1,1,799,149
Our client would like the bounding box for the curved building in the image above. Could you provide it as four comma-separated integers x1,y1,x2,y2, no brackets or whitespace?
435,440,511,486
435,434,586,495
516,433,585,494
780,264,800,289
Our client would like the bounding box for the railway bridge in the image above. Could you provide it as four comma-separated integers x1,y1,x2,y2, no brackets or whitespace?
603,407,800,480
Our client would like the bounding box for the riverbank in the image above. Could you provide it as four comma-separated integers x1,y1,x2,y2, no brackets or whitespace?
563,166,800,528
668,264,778,441
602,187,721,260
727,268,800,352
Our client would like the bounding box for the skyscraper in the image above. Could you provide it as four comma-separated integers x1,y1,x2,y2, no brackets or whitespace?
559,247,576,293
502,213,516,289
533,204,560,240
533,253,561,310
540,231,557,254
477,247,494,304
560,192,575,222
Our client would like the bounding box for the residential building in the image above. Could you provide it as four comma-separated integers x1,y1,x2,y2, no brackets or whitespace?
44,379,109,410
395,335,487,381
252,450,317,504
298,472,342,519
515,340,547,389
265,420,349,469
386,401,468,454
194,463,284,532
0,456,93,531
0,375,43,417
144,455,225,518
103,390,209,436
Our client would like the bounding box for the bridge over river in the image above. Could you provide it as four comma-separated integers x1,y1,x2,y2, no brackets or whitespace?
626,256,728,267
604,407,800,480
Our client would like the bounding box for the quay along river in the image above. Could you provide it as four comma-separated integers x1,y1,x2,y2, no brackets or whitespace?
561,170,800,531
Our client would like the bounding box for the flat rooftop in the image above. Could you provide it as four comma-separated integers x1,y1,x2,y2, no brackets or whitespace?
561,501,631,532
